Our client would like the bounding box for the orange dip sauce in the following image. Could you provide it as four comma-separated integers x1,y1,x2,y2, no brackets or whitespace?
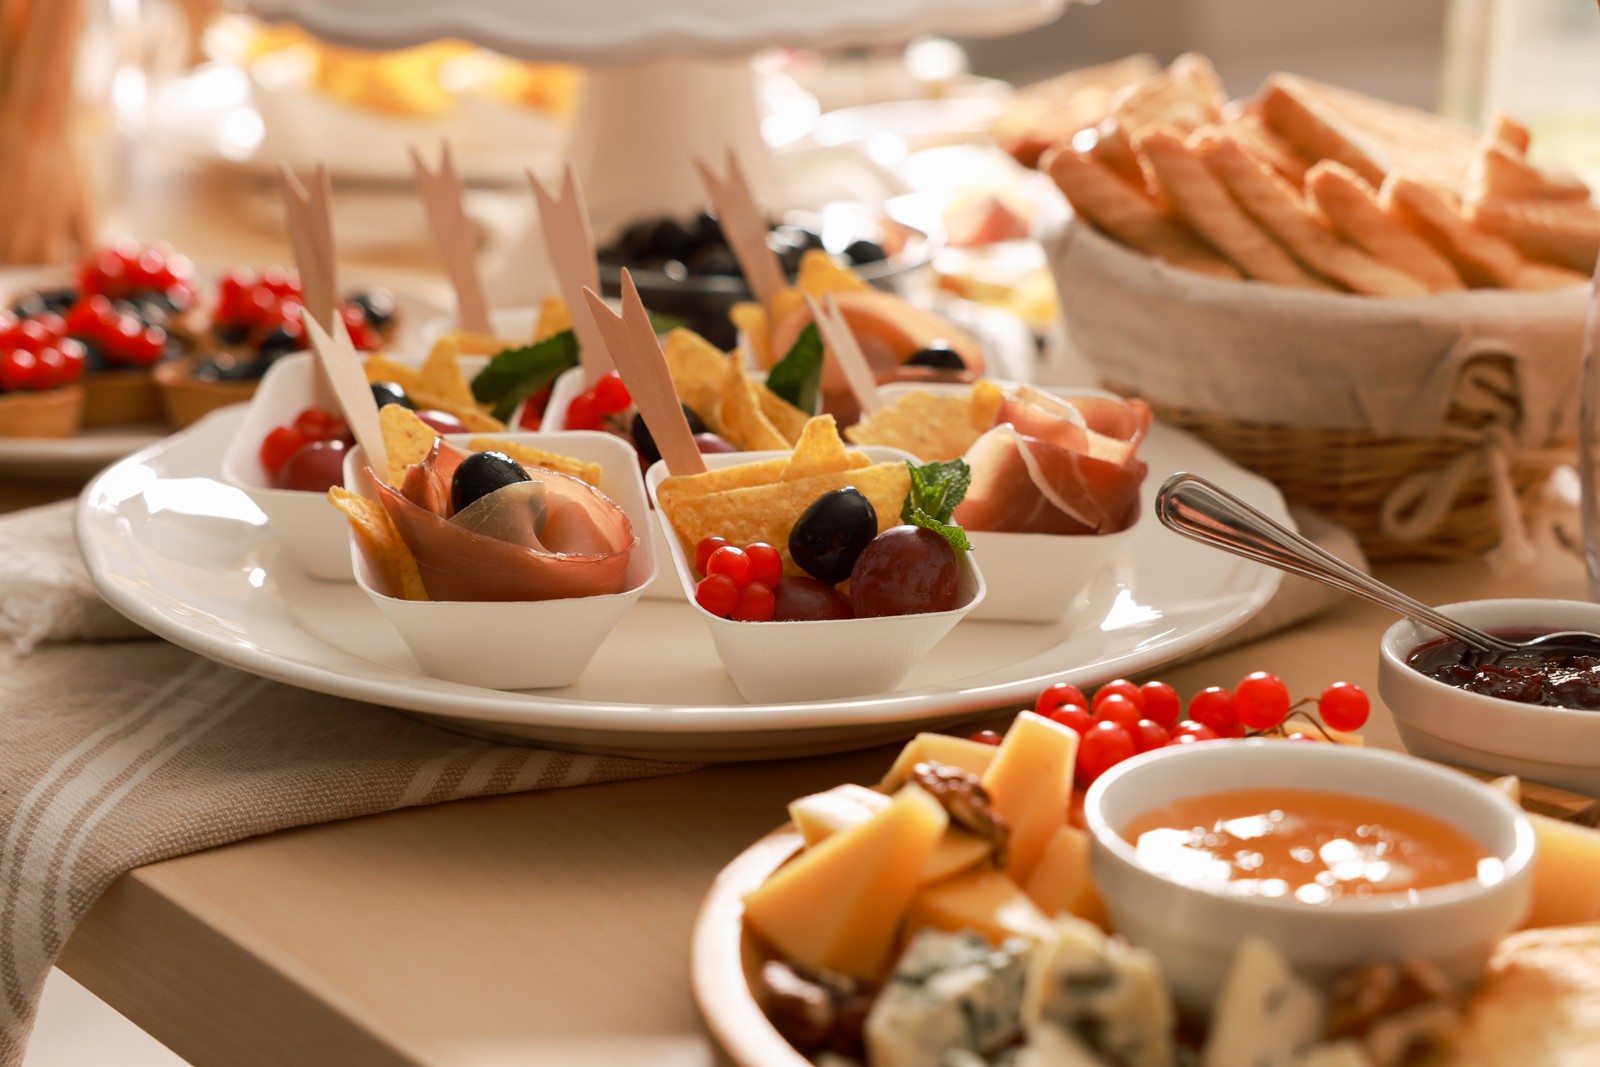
1123,787,1495,905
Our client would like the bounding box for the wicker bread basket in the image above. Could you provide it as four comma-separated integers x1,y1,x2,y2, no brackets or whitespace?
1050,221,1587,563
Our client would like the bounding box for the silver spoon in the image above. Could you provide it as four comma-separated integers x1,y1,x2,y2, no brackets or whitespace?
1156,472,1600,660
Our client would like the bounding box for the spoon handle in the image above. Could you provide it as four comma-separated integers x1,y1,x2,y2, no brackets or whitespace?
1156,473,1518,655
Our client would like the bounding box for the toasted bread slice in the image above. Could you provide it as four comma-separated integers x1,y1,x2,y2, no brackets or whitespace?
1109,52,1228,138
1382,176,1525,287
1194,131,1426,296
1468,196,1600,274
1510,260,1589,291
1464,141,1590,205
1082,118,1148,189
994,55,1160,168
1487,112,1531,155
1136,128,1325,288
1306,161,1465,293
1046,146,1241,279
1226,111,1313,186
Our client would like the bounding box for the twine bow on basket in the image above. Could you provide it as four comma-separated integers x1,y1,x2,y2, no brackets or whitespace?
1377,352,1573,574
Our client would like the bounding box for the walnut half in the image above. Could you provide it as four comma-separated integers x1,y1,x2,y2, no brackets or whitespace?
909,760,1011,869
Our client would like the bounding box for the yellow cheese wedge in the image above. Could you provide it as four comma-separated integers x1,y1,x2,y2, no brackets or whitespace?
906,867,1057,947
980,711,1080,884
744,785,949,980
1525,814,1600,928
789,783,994,884
1023,824,1111,931
880,733,1001,791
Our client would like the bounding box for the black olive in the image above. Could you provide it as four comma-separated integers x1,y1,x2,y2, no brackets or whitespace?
257,326,302,359
452,451,531,513
644,219,697,262
347,288,396,330
370,381,413,410
842,238,886,265
631,404,708,465
687,244,741,276
905,344,965,370
689,210,724,250
789,487,878,585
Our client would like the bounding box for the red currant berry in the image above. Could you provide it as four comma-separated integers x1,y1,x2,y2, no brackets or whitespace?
1317,682,1371,732
1093,679,1144,713
293,407,343,442
744,542,783,588
1093,693,1143,734
732,582,776,622
1234,671,1292,732
968,730,1004,746
1188,687,1237,734
14,319,53,354
694,536,730,576
261,266,302,298
694,573,739,617
32,347,67,390
1139,681,1182,727
706,545,754,587
1048,704,1095,736
55,338,86,384
1034,683,1089,719
0,349,37,392
590,371,632,415
259,425,310,476
1076,720,1136,785
564,391,602,431
1170,720,1221,744
1132,719,1170,753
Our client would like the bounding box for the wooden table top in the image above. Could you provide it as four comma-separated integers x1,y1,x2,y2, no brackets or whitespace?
6,157,1592,1067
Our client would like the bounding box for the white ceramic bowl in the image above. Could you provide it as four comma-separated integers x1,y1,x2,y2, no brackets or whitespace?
1084,740,1534,1019
220,351,489,581
874,381,1142,623
1380,598,1600,799
339,429,656,690
646,447,985,703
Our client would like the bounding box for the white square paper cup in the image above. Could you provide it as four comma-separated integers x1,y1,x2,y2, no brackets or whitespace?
339,430,656,690
875,381,1143,623
220,352,488,582
646,447,985,704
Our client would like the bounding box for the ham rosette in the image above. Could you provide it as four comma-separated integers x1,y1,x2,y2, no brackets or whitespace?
373,441,636,602
953,387,1150,535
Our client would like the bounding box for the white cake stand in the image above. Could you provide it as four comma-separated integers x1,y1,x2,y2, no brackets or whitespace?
247,0,1066,237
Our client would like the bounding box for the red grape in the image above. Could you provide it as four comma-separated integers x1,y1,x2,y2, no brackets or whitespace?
1318,682,1371,732
1093,679,1143,713
1076,720,1136,784
850,526,959,617
1139,681,1181,727
272,439,348,493
1035,683,1088,718
771,577,853,621
415,410,467,435
1093,693,1143,734
969,730,1004,746
1235,671,1291,731
693,433,738,454
1188,687,1238,734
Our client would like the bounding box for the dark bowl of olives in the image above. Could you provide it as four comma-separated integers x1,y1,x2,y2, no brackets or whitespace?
597,208,938,349
644,446,985,704
1378,598,1600,799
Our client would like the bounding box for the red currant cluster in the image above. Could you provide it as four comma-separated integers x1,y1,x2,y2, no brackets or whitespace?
692,537,783,622
215,268,383,354
970,674,1372,787
62,295,169,367
0,312,87,393
259,407,353,492
562,371,632,431
78,242,196,310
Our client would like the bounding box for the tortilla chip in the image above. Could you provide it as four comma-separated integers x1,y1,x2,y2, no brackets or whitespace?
328,486,427,601
655,458,792,516
796,249,869,297
970,380,1004,430
534,295,571,341
364,355,427,394
663,463,910,575
767,286,805,337
661,328,729,431
845,390,987,462
469,437,602,487
379,405,445,485
756,386,810,444
717,358,791,451
731,302,773,367
420,338,478,411
435,330,516,356
781,416,852,480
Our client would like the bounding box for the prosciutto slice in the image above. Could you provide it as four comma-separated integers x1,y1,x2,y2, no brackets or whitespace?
953,387,1151,535
372,443,636,602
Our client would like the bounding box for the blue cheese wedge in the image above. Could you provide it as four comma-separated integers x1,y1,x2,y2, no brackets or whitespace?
1019,916,1176,1067
864,930,1031,1067
1202,937,1324,1067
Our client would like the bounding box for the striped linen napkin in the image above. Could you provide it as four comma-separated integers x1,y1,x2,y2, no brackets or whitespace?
0,501,698,1066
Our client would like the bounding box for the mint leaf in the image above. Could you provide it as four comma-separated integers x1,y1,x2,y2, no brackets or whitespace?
902,459,973,552
646,310,686,334
764,322,824,414
471,329,580,422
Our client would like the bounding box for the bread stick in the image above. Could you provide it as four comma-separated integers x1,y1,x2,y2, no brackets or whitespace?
1307,161,1465,293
